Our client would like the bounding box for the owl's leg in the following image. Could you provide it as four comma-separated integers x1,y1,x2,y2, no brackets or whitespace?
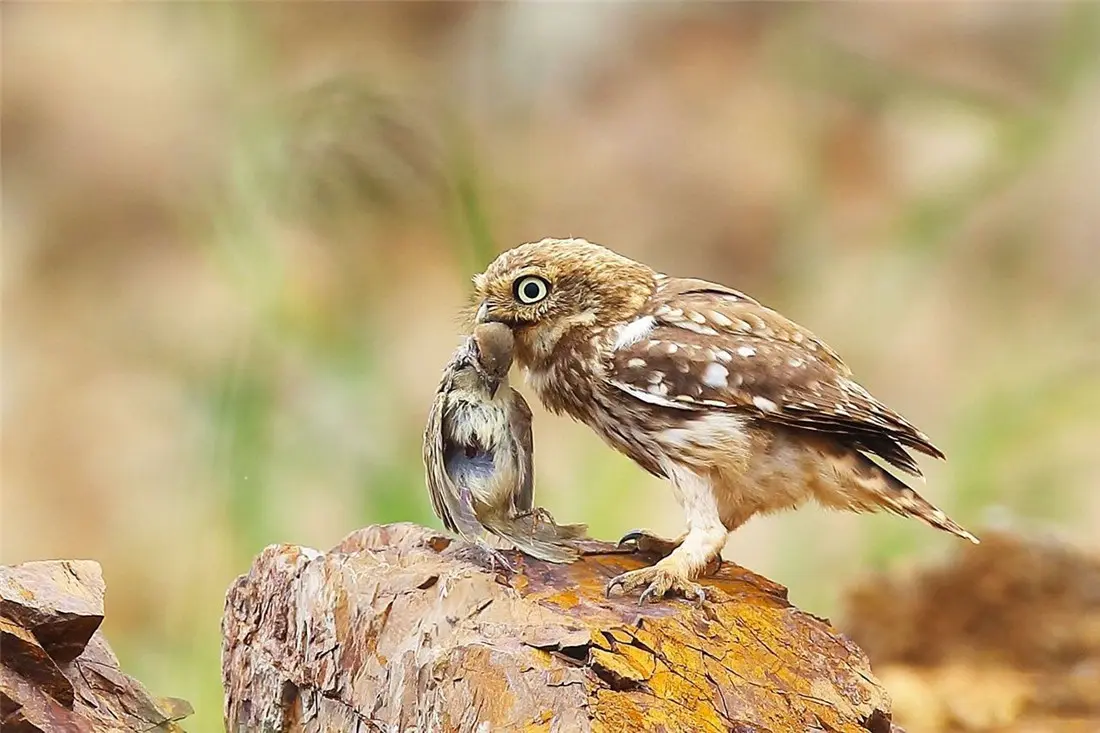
606,466,728,604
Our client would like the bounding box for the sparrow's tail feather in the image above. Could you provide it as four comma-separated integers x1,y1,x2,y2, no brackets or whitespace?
483,512,589,564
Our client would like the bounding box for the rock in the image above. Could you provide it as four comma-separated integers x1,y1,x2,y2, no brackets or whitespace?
843,530,1100,732
0,559,191,732
223,522,894,732
0,560,105,665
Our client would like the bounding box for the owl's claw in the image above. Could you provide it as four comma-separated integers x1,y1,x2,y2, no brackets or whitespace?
616,529,684,558
605,564,707,605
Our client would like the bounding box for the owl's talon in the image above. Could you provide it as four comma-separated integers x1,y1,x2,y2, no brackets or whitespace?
606,565,706,605
604,577,625,598
615,529,684,559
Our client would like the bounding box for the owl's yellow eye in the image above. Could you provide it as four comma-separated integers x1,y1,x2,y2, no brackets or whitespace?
513,275,550,305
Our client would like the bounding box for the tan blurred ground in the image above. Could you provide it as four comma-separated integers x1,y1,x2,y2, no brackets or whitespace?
3,4,1099,730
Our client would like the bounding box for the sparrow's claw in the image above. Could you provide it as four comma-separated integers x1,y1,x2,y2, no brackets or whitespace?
453,541,515,574
605,563,707,605
615,529,684,559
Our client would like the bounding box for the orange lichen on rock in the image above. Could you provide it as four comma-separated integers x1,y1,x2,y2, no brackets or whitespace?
223,522,894,732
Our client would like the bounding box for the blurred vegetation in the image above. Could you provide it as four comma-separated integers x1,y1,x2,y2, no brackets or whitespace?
3,4,1099,732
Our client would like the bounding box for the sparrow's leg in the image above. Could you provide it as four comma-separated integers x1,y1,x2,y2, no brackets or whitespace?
451,539,515,575
606,467,728,604
512,506,554,524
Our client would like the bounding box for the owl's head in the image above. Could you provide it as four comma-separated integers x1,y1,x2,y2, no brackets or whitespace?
471,238,654,366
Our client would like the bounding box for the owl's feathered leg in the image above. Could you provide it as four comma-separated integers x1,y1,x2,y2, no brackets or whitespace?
606,464,727,604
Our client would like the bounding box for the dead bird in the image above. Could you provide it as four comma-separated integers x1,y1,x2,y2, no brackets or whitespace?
423,322,587,564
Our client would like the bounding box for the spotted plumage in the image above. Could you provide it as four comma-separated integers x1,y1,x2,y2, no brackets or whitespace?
473,237,978,603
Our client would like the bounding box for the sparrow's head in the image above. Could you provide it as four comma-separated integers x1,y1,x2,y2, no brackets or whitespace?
471,238,655,366
470,322,514,391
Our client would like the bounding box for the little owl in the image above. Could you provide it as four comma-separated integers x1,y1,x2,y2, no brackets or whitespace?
473,238,977,603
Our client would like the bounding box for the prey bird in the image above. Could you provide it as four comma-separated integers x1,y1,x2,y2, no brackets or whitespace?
473,238,978,603
423,322,587,565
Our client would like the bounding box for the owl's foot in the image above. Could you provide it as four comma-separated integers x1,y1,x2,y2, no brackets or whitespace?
605,562,707,605
616,529,684,559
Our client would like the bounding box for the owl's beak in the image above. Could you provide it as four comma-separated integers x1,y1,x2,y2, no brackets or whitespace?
475,301,491,324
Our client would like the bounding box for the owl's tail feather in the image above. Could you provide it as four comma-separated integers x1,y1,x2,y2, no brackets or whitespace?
483,512,590,564
867,460,980,544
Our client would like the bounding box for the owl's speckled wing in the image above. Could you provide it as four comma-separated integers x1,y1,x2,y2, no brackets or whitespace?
423,372,484,540
507,387,535,514
606,276,942,476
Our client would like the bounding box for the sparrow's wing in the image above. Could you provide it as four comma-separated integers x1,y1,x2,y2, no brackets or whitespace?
507,387,535,514
423,383,484,540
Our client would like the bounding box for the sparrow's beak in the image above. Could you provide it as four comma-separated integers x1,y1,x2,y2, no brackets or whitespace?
475,301,490,324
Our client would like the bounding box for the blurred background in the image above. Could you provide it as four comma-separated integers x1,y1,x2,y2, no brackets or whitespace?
3,3,1099,731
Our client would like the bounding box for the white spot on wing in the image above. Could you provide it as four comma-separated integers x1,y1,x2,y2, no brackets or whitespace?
715,350,732,363
614,316,656,350
648,382,669,396
737,346,756,358
753,396,779,412
676,321,719,336
610,380,694,410
627,358,646,369
702,363,729,388
710,311,733,327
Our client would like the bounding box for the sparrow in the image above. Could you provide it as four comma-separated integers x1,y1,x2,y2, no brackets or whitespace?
423,322,587,565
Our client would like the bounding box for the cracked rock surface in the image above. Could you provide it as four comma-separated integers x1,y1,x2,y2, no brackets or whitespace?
222,522,894,732
0,559,191,732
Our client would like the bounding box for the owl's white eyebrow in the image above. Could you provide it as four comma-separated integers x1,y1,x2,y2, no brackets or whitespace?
613,315,656,350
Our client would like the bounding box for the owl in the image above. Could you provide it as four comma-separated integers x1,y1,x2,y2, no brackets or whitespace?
472,238,977,603
424,322,587,565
